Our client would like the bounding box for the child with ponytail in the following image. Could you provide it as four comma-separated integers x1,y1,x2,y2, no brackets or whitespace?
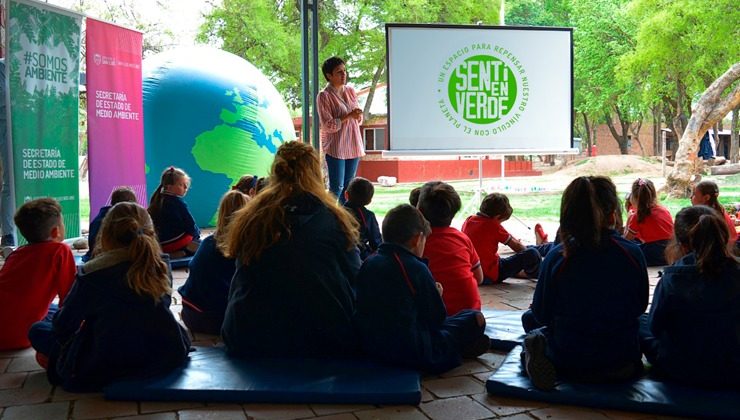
29,202,191,391
521,176,648,390
641,206,740,387
624,178,674,266
148,167,200,257
690,180,738,252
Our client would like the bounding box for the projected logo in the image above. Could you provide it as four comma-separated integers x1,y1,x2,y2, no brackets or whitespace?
438,44,528,136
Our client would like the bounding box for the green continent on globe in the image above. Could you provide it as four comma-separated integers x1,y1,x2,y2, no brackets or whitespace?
191,87,284,184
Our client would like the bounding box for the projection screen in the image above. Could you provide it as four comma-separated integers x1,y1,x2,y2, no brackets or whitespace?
386,24,573,154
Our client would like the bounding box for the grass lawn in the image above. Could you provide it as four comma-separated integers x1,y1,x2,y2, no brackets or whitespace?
369,180,702,223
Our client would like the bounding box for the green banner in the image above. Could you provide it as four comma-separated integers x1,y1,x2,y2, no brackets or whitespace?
6,0,82,241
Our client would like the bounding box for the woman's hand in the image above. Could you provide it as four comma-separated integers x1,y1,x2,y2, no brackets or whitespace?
342,108,362,122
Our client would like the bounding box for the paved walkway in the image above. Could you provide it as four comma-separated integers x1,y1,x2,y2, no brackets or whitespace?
0,251,671,420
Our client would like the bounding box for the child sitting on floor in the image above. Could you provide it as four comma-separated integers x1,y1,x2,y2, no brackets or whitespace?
522,176,648,390
418,182,483,316
462,193,541,284
623,178,673,266
355,204,490,373
83,186,137,262
178,190,249,335
29,202,191,391
343,177,381,260
690,180,738,253
640,205,740,388
148,166,200,257
0,198,76,350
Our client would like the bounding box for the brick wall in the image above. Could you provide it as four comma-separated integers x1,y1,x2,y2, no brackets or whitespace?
592,122,658,156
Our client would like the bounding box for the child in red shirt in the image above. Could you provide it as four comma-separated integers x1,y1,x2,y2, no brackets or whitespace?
624,178,674,266
418,182,483,316
0,198,76,350
462,193,541,284
690,180,739,250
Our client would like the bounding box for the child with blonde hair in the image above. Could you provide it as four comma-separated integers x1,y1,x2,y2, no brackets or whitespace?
178,190,249,335
29,202,190,391
148,166,200,257
624,178,673,266
222,141,361,358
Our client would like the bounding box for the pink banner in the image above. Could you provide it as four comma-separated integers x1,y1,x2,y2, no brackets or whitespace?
86,19,146,214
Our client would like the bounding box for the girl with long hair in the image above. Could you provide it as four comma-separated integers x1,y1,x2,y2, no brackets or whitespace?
221,141,361,357
691,180,739,252
641,206,740,387
623,178,674,265
522,176,649,390
29,202,190,391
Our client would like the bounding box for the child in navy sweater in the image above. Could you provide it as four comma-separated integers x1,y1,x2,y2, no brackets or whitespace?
29,202,190,391
83,187,137,262
522,176,648,390
178,190,249,335
640,205,740,387
148,167,200,257
343,177,381,260
355,204,490,373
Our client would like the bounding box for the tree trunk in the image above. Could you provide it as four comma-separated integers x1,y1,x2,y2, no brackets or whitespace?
651,104,662,156
605,108,630,154
731,106,739,163
581,112,592,156
362,59,385,122
667,62,740,197
630,118,645,155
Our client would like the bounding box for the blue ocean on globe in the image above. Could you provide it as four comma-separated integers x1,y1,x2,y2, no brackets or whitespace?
143,47,296,226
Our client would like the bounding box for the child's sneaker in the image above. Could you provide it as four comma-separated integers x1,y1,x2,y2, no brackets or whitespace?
534,223,548,245
523,332,556,390
462,334,491,358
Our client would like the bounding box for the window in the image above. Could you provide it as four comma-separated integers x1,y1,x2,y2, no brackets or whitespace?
363,128,386,151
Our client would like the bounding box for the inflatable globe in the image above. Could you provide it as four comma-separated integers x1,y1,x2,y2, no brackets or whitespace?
143,47,296,226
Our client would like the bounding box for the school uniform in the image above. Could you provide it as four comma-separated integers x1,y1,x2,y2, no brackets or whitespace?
83,206,110,262
355,243,486,373
527,230,649,381
0,242,76,350
462,214,541,283
178,234,236,335
29,249,191,391
641,253,740,387
423,226,482,316
343,202,382,260
222,192,360,358
626,205,673,266
152,193,200,252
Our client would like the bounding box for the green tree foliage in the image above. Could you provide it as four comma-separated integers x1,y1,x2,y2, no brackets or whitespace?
199,0,501,110
618,0,740,138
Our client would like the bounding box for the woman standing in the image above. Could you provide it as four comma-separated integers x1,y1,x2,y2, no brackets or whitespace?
317,56,364,204
221,141,361,358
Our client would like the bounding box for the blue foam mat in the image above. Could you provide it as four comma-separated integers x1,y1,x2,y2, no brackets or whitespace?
105,346,421,405
486,346,740,418
482,309,526,351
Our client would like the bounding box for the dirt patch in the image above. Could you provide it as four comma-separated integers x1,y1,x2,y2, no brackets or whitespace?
556,155,663,178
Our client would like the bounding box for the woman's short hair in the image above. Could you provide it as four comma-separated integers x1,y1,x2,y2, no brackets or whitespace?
321,56,345,81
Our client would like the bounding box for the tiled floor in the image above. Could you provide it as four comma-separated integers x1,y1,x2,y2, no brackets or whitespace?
0,251,673,420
